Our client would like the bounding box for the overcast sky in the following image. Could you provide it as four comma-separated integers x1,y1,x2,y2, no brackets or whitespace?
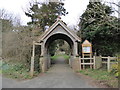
0,0,119,27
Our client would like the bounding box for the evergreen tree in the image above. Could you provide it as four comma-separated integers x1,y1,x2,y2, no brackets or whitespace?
25,1,68,32
25,1,68,55
78,2,120,56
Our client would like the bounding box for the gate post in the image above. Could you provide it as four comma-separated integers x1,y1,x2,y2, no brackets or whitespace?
93,56,95,69
79,56,81,70
107,56,110,72
30,41,35,77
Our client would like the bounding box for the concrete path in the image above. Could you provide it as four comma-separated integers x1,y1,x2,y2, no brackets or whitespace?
2,57,97,88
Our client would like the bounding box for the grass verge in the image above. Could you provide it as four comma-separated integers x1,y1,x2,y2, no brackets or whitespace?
2,60,39,80
79,69,118,88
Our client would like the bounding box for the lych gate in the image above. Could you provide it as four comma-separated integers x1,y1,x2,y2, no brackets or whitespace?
30,19,81,76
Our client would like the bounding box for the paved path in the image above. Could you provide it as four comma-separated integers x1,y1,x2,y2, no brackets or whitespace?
2,57,97,88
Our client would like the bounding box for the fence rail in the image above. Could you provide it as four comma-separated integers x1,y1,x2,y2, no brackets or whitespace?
102,57,117,59
80,58,94,60
101,56,117,72
81,63,94,65
78,56,118,72
79,56,95,70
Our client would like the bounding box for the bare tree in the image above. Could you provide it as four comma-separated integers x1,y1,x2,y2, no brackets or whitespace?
0,8,21,26
0,9,13,21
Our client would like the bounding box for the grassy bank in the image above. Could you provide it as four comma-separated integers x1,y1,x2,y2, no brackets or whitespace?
2,60,39,80
2,54,69,80
79,69,118,88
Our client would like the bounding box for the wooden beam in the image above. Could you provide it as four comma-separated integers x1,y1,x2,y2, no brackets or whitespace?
34,43,41,45
32,42,35,57
83,59,85,69
109,57,117,60
30,41,35,77
93,56,95,69
107,56,110,72
80,58,94,60
81,63,94,65
90,54,92,69
102,62,107,64
101,57,109,59
102,62,118,64
30,56,34,77
79,56,81,70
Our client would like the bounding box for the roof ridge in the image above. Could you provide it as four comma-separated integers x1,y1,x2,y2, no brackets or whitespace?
37,20,81,42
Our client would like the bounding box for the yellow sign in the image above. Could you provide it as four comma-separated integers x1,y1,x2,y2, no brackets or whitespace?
82,40,92,54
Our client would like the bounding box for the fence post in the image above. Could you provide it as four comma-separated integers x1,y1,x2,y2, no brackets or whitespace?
83,59,85,69
93,56,95,69
90,54,92,69
107,56,110,72
79,56,81,70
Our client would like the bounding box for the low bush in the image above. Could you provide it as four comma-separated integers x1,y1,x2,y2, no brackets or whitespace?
2,60,38,80
111,54,120,77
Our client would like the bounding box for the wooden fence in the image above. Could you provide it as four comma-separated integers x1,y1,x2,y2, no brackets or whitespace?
79,56,95,70
101,56,118,72
78,56,118,72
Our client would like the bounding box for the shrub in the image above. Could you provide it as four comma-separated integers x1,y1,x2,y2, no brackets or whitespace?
111,54,120,77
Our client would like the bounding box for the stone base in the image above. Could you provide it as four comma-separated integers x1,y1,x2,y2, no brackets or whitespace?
40,57,48,73
72,57,80,72
39,56,80,73
47,56,51,68
94,56,102,69
69,56,74,68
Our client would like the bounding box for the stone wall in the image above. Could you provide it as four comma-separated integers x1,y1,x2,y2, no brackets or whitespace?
72,57,80,72
40,57,48,72
95,56,102,69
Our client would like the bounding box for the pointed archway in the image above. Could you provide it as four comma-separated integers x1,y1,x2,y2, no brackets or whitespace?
30,19,81,76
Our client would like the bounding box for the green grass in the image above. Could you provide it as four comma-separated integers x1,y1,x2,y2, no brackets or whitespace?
63,55,70,60
79,69,118,88
51,54,70,60
51,55,59,60
1,60,36,80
